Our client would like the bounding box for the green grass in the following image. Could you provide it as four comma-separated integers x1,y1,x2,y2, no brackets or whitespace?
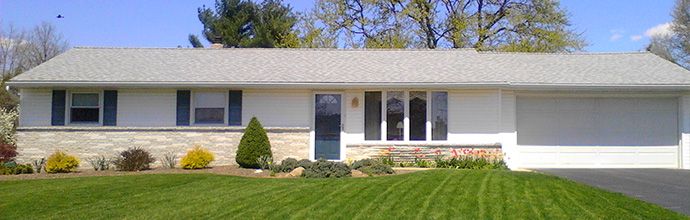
0,170,686,219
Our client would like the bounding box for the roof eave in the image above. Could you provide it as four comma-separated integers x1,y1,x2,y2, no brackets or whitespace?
8,80,690,91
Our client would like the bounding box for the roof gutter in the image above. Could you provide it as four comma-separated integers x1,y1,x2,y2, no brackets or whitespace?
7,80,690,91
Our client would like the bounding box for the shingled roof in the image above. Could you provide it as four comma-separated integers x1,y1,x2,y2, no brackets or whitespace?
9,47,690,89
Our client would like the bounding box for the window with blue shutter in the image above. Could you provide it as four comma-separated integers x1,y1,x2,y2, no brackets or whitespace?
228,90,242,126
103,90,117,126
51,90,66,126
176,90,191,126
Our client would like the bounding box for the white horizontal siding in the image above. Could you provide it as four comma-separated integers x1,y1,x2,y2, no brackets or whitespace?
344,91,364,143
242,90,310,127
680,96,690,169
447,90,501,144
18,89,52,127
117,89,177,127
499,91,518,169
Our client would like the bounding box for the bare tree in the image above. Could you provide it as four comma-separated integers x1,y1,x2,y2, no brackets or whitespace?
0,22,68,108
647,34,676,63
0,23,28,80
0,22,67,80
24,22,68,69
647,0,689,69
671,0,689,68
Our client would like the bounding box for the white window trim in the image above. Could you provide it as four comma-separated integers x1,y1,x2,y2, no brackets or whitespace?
363,89,448,143
190,90,228,126
429,90,449,141
67,90,103,126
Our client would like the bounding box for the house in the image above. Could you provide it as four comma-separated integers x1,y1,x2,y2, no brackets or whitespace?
8,47,690,169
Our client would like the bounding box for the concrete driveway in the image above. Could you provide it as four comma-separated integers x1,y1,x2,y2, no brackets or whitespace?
537,169,690,216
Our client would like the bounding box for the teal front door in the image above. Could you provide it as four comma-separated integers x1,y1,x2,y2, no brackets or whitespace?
314,94,341,160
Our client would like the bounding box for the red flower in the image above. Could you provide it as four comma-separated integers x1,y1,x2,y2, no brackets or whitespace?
434,149,442,155
414,147,421,153
387,146,396,152
450,148,458,157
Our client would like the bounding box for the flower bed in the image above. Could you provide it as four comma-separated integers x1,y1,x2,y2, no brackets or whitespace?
377,146,506,169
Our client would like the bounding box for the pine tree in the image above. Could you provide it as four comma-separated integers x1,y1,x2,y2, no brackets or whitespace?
236,117,272,168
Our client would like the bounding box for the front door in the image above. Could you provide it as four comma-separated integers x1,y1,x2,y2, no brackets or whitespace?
314,94,342,160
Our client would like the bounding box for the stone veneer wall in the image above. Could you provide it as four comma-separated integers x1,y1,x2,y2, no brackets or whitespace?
15,127,310,169
346,144,502,162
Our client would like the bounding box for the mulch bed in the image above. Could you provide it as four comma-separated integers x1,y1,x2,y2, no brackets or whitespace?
0,166,423,181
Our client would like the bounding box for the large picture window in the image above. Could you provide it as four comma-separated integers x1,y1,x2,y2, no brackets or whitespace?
409,91,427,140
194,92,225,124
431,92,448,140
70,93,100,123
363,90,448,142
364,92,382,140
386,91,404,140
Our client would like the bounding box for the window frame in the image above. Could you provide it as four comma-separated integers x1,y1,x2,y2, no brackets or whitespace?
430,91,449,141
67,91,103,125
191,90,228,126
364,91,383,141
361,89,448,143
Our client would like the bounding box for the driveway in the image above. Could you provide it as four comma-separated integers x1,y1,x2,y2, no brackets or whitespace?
537,169,690,216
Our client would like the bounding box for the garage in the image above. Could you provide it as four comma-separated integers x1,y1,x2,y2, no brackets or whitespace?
516,96,679,168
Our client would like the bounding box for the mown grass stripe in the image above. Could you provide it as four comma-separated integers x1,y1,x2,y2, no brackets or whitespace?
0,171,685,220
351,175,416,220
415,170,455,219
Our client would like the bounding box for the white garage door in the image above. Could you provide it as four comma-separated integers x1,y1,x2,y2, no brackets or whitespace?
516,97,679,168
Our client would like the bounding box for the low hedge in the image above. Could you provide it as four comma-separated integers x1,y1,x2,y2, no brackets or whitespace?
351,158,394,175
302,159,351,178
0,162,33,175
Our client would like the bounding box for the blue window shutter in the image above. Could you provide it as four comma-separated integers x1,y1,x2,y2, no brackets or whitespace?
51,90,66,126
103,90,117,126
176,90,191,126
228,90,242,126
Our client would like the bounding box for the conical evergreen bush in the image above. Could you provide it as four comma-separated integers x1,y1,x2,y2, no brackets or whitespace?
236,117,272,168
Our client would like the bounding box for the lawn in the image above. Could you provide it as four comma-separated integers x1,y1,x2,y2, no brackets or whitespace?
0,169,685,219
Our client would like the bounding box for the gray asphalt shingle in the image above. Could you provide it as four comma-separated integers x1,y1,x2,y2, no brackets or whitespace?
9,47,690,87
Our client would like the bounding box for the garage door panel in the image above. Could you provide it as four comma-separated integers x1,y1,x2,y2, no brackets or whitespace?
559,152,599,165
598,152,637,165
517,97,679,168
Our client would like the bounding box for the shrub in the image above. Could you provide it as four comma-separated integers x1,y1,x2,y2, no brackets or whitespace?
161,152,177,169
0,162,33,175
0,143,17,163
112,147,155,171
0,108,18,146
180,145,215,169
32,158,46,173
87,155,111,171
434,156,507,170
256,155,273,170
351,158,394,175
297,159,313,169
236,117,272,168
271,158,300,173
14,164,34,174
302,159,351,178
45,151,80,173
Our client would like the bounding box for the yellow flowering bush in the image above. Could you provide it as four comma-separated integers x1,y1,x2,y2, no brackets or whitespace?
180,145,215,169
45,150,80,173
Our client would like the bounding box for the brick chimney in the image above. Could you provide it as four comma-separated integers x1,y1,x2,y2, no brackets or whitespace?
210,43,223,49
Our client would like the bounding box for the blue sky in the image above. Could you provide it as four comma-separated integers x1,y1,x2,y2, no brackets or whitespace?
0,0,677,52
